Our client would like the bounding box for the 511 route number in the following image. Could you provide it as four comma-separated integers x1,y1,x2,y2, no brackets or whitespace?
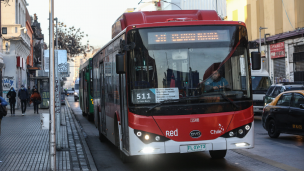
137,93,151,100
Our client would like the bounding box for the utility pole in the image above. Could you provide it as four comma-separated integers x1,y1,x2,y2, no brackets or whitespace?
259,26,267,52
54,17,61,150
216,0,218,14
49,0,56,170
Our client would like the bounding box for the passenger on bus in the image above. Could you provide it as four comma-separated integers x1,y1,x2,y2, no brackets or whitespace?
204,70,229,92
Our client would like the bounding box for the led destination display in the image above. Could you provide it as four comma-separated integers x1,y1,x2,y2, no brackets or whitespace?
148,30,230,44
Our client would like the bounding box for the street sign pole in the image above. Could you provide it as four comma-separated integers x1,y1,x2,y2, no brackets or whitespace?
49,0,56,170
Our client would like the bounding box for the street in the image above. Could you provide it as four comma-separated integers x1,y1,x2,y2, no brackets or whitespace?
67,96,304,171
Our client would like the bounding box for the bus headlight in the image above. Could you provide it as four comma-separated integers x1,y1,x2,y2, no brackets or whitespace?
221,123,252,138
134,130,170,144
141,147,155,153
238,129,244,135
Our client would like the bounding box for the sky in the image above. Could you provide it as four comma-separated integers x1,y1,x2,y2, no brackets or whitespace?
27,0,143,49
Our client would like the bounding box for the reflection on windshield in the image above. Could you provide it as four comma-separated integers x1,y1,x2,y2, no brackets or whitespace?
128,26,250,104
251,76,271,90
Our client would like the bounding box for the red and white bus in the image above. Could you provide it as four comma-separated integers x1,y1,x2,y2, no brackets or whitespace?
92,10,258,162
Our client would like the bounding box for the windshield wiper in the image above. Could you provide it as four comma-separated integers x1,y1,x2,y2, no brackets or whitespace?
219,93,240,110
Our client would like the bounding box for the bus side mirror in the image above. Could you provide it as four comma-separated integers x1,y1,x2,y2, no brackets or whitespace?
116,53,126,74
251,52,261,70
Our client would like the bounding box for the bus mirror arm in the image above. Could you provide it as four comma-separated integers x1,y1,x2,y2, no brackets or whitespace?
120,39,136,52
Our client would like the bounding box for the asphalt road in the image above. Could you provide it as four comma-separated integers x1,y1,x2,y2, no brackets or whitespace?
67,96,304,171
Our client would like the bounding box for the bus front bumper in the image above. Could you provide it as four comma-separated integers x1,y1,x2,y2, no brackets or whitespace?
128,121,254,156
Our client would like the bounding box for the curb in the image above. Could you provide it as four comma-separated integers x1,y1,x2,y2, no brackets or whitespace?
66,100,98,171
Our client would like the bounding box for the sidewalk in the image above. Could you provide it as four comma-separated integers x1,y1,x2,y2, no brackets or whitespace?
0,100,95,171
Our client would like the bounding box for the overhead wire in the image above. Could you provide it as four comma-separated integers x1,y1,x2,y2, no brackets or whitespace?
281,0,294,30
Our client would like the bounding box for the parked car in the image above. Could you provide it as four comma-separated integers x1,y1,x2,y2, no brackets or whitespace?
262,90,304,138
264,82,304,106
66,90,74,96
74,78,79,102
61,92,65,105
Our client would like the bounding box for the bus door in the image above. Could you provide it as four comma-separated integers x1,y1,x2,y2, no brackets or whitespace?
119,73,129,151
99,62,107,135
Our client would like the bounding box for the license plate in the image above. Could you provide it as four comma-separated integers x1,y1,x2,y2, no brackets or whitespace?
187,144,206,152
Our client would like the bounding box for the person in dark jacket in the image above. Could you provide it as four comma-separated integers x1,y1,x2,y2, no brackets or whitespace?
0,96,8,135
27,86,31,107
18,85,29,116
30,89,42,114
6,87,16,115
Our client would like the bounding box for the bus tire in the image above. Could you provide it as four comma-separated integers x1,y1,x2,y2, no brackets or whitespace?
74,98,77,102
267,119,280,138
209,150,227,159
98,115,106,142
120,150,130,163
88,113,94,121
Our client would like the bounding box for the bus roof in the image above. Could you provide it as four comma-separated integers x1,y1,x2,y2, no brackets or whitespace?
79,58,92,71
112,10,222,38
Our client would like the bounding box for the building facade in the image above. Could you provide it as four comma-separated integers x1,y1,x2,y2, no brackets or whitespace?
135,0,227,19
226,0,304,82
1,0,31,107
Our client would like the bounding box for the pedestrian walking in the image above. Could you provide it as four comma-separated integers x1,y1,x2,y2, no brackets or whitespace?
27,86,31,107
18,85,29,116
6,87,16,115
0,95,8,135
32,85,36,94
30,89,41,114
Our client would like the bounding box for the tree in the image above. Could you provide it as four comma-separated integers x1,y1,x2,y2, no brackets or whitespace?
55,22,90,60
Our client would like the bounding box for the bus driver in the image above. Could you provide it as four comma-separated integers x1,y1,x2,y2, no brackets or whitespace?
204,70,230,92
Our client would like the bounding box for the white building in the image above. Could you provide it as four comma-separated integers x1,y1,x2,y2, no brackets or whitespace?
135,0,227,19
1,0,31,107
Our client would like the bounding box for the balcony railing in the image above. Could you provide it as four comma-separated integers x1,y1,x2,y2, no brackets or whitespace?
2,24,31,48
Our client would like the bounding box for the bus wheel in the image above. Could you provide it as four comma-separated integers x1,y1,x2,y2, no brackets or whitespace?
267,119,280,138
98,116,106,142
88,114,94,121
209,150,227,159
120,150,131,163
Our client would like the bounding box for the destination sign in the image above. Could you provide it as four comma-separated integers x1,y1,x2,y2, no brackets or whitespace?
148,30,229,44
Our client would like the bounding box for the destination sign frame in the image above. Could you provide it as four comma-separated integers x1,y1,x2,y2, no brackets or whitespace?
148,30,230,44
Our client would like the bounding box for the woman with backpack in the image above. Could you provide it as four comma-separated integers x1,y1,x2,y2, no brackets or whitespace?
30,89,42,114
0,95,8,135
6,87,16,115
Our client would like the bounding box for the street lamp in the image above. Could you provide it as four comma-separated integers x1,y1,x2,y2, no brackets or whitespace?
259,27,267,52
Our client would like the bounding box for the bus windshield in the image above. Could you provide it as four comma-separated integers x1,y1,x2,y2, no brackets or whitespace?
128,25,250,105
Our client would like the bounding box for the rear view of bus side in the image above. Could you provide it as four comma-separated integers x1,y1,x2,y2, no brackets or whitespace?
91,10,258,162
79,58,94,121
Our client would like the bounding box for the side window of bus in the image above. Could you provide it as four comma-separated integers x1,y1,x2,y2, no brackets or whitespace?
276,93,292,106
